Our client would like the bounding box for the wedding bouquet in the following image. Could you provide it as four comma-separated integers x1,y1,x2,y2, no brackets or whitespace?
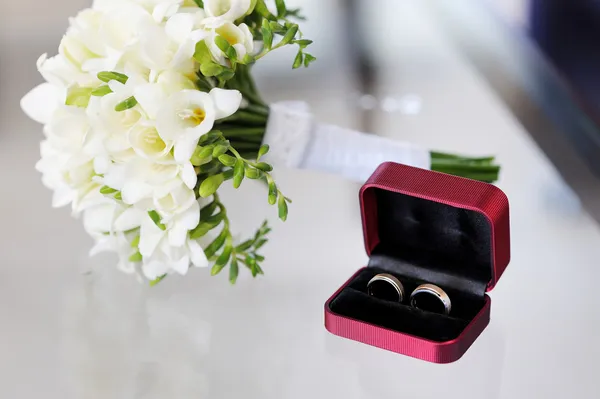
21,0,501,285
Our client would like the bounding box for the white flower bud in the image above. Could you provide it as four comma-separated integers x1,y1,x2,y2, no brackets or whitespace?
204,0,254,22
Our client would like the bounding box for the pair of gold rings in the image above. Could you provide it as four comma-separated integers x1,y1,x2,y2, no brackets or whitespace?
367,274,452,315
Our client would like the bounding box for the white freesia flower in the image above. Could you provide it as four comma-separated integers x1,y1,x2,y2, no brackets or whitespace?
141,237,209,279
107,156,197,208
204,0,254,23
135,70,197,119
151,0,185,22
20,1,262,281
36,140,76,208
139,207,207,279
101,4,153,53
139,11,207,75
46,105,90,153
209,22,254,64
85,202,146,274
89,232,140,274
36,53,85,89
128,122,174,162
156,88,242,163
20,82,64,125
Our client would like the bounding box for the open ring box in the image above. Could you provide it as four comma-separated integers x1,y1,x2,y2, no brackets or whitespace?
325,162,511,363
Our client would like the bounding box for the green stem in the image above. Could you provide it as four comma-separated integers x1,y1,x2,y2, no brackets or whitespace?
239,151,258,159
228,142,261,151
219,111,268,125
431,163,501,174
431,166,499,183
245,104,270,117
219,127,265,137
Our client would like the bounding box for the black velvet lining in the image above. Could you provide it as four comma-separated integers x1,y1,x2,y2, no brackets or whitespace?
327,189,493,342
328,268,486,342
372,189,493,296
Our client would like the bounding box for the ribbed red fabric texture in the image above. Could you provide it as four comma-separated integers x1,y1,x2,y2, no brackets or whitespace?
325,269,491,364
324,162,510,364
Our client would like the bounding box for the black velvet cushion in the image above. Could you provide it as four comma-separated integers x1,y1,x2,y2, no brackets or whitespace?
373,189,493,294
328,268,485,342
328,189,493,342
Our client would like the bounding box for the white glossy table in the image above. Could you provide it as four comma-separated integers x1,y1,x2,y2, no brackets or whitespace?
2,1,600,398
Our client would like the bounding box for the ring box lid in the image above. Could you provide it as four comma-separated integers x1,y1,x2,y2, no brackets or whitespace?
359,162,510,293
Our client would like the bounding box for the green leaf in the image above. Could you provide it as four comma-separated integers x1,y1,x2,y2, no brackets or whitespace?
241,54,255,65
212,144,229,158
233,160,245,188
199,131,224,146
114,192,122,201
229,257,239,284
97,71,128,84
226,47,238,61
100,186,117,195
205,229,228,259
259,220,270,232
131,235,140,248
211,262,227,276
245,255,259,277
148,210,161,226
261,19,274,50
205,211,226,225
257,144,270,160
223,169,234,180
218,69,235,81
199,174,225,198
66,85,93,108
199,145,216,159
193,0,204,9
193,40,212,64
268,182,278,205
236,239,254,252
280,24,299,46
148,210,167,231
278,195,288,221
245,167,261,179
269,21,286,34
201,62,225,77
285,7,305,19
215,36,232,53
304,53,317,67
150,275,167,286
275,0,286,17
255,0,275,19
292,51,304,69
213,245,232,272
255,162,273,172
115,96,138,111
255,239,268,250
218,154,237,167
295,39,313,47
91,85,113,97
190,217,223,239
200,201,219,220
191,145,215,166
129,252,143,262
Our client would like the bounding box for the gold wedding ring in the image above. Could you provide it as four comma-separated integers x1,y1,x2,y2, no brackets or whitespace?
410,284,452,315
367,274,406,302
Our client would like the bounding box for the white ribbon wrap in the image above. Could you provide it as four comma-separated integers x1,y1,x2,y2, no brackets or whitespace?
262,101,431,182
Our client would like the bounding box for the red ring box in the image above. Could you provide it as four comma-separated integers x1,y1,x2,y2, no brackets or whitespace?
324,162,511,364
